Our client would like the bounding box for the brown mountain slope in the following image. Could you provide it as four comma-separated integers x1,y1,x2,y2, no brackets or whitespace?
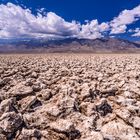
0,38,140,53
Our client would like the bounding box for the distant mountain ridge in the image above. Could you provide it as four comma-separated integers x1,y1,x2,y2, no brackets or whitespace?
0,38,140,53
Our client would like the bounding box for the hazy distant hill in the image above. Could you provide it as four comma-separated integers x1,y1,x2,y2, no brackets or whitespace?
0,38,140,53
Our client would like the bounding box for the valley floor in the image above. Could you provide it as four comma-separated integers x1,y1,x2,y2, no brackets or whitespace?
0,54,140,139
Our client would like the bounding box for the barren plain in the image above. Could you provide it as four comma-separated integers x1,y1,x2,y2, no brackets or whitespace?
0,53,140,140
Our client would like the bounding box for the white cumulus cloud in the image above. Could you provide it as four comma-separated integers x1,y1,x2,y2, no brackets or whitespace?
0,2,139,39
0,2,110,39
131,28,140,37
110,5,140,34
0,3,80,38
79,20,109,39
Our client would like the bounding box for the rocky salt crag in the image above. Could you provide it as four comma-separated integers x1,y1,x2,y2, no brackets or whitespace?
0,53,140,140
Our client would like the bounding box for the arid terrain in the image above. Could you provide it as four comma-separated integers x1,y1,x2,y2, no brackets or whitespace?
0,53,140,140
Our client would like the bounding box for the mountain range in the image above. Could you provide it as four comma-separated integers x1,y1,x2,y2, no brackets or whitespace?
0,38,140,53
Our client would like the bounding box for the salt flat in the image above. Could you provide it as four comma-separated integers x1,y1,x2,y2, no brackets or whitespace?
0,54,140,139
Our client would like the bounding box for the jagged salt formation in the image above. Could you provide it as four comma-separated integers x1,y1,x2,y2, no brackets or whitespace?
0,54,140,140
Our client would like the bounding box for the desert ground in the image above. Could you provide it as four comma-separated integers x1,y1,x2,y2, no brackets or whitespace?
0,53,140,140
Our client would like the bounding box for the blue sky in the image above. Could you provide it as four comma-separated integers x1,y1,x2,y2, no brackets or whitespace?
0,0,140,40
1,0,139,22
